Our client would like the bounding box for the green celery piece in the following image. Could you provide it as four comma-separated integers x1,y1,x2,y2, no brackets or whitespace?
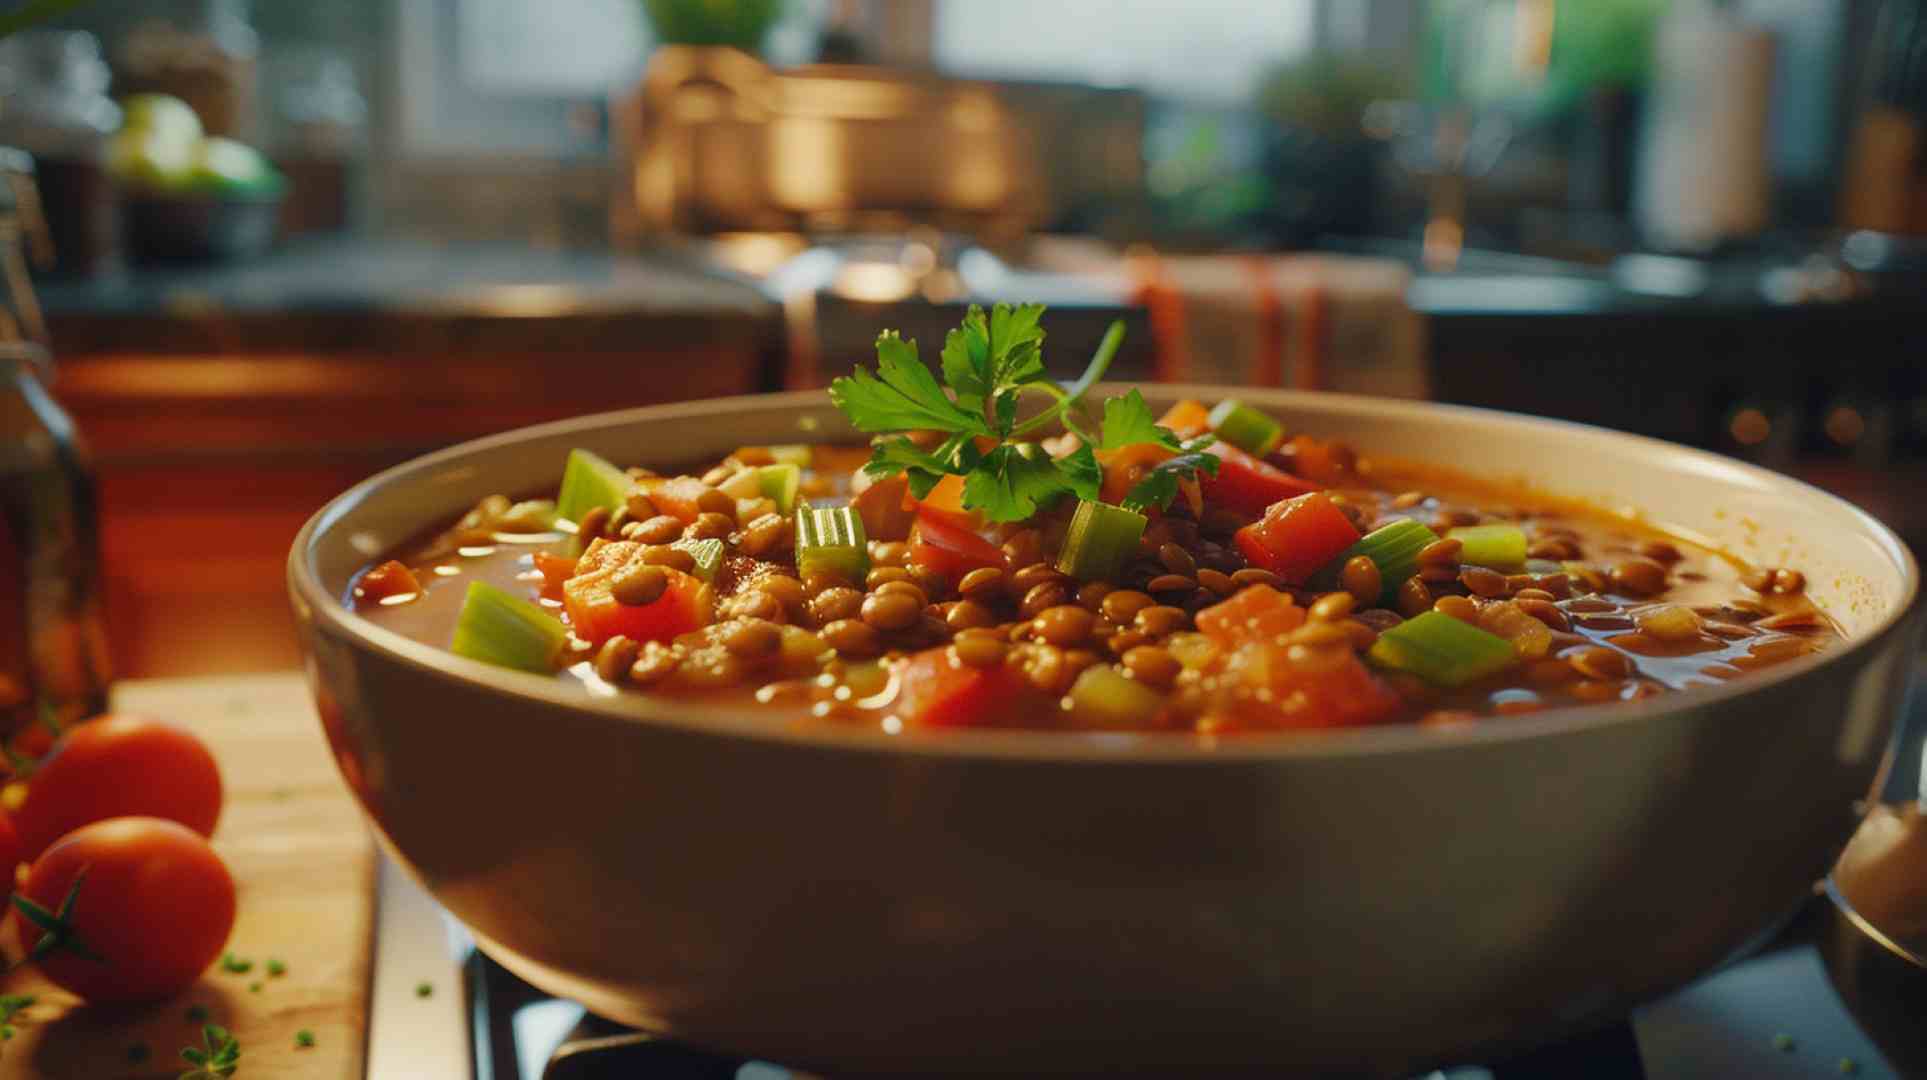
1318,519,1439,602
556,448,634,524
796,506,869,583
1448,524,1528,569
450,580,568,674
1056,500,1148,582
1367,611,1517,687
671,537,725,583
757,463,802,514
1207,399,1285,456
767,445,812,468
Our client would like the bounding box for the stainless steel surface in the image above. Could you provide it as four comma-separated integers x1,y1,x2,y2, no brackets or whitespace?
295,388,1921,1075
614,47,1039,239
366,853,472,1079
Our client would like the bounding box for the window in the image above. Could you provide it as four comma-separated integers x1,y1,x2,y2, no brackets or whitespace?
934,0,1317,104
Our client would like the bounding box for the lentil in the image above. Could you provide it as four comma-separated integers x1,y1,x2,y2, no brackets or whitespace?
1034,605,1096,647
611,565,668,606
861,591,924,632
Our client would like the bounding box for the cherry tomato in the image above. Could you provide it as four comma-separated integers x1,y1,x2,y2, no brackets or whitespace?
13,817,235,1003
16,715,222,858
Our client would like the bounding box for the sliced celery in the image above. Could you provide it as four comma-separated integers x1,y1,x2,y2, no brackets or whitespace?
768,444,812,468
450,580,568,674
1056,500,1147,581
1207,399,1285,457
757,463,802,514
1319,519,1439,602
671,537,725,583
1367,611,1516,687
1447,524,1528,570
1065,666,1163,729
796,505,869,583
556,448,634,524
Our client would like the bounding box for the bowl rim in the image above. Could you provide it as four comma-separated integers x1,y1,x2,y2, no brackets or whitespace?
290,385,1922,764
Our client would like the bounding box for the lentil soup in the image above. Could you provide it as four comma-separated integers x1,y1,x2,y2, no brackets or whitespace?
349,417,1837,734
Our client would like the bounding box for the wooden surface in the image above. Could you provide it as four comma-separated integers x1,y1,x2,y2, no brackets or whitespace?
0,673,374,1079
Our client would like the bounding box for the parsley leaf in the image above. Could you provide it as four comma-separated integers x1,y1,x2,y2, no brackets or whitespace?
1098,389,1183,452
963,444,1078,522
1122,441,1221,514
179,1024,239,1080
832,306,1125,523
829,332,990,437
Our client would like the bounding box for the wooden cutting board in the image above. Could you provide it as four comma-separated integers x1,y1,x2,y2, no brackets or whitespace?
0,672,374,1079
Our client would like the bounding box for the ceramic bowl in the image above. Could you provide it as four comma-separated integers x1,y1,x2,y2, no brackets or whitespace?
289,387,1921,1076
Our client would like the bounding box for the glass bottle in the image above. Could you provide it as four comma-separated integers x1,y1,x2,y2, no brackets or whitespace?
0,150,111,743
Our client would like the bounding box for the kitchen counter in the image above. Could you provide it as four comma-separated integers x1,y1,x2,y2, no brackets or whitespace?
39,236,777,356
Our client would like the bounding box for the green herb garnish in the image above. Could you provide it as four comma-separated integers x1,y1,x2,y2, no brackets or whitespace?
219,952,253,974
0,995,34,1024
829,306,1213,522
248,981,262,993
1772,1032,1796,1052
266,958,287,977
415,981,434,999
179,1024,239,1079
295,1029,315,1049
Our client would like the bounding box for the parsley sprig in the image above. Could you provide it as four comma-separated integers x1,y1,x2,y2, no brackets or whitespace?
828,305,1214,521
179,1024,239,1079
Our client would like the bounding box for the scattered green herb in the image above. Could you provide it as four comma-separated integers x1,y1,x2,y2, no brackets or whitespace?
178,1024,240,1080
266,958,287,977
219,952,253,974
1838,1058,1859,1075
128,1042,151,1064
248,981,261,993
0,995,34,1024
295,1029,315,1049
829,306,1216,522
415,980,434,998
1772,1032,1796,1052
185,1004,210,1023
12,870,103,964
1,1025,14,1040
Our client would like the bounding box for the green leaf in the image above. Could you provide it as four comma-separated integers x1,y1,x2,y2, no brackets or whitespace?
1122,444,1221,514
1098,389,1183,452
987,302,1047,387
963,444,1076,523
827,332,988,436
1058,443,1103,503
178,1023,239,1079
939,307,992,412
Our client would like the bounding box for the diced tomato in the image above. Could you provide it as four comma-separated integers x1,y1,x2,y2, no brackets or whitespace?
1221,644,1402,730
1156,399,1212,437
1280,434,1357,486
853,473,915,541
895,647,1053,728
1231,491,1361,585
1195,585,1306,644
904,473,980,531
355,560,420,603
533,551,578,601
1201,442,1322,517
1098,442,1174,508
648,477,712,523
910,512,1006,585
563,539,710,645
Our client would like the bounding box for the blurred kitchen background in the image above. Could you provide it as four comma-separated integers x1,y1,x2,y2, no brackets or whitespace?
5,0,1927,678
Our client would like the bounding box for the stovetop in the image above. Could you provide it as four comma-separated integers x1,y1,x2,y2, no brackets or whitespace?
363,671,1927,1079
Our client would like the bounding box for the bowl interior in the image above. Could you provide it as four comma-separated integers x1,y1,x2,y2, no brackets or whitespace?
296,385,1918,751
